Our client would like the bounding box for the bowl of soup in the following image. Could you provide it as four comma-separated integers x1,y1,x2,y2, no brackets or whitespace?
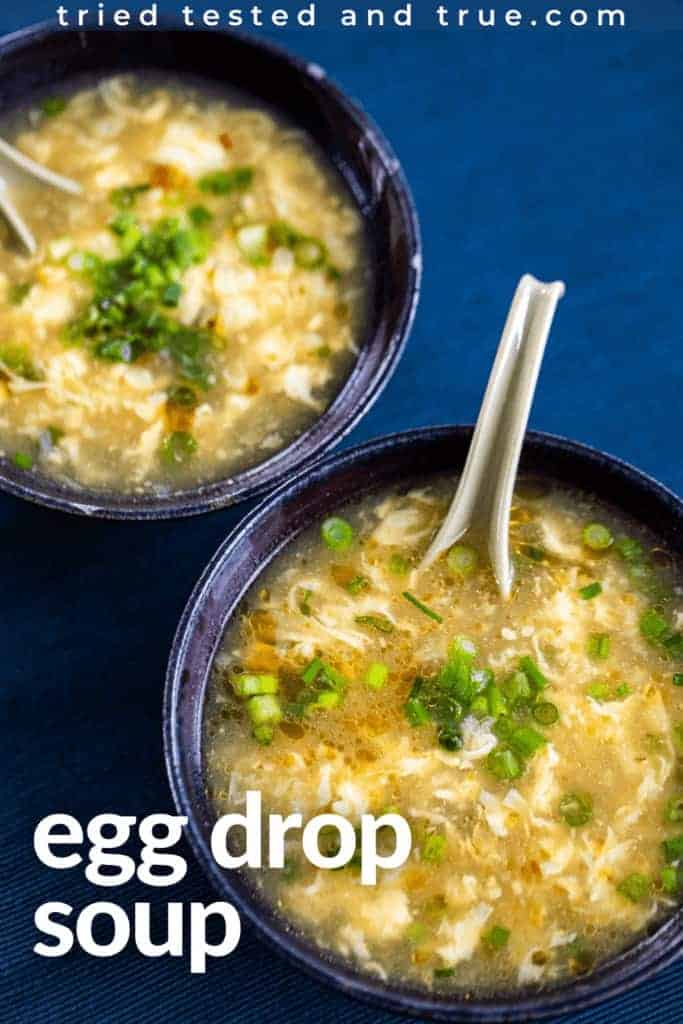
0,25,420,517
165,426,683,1020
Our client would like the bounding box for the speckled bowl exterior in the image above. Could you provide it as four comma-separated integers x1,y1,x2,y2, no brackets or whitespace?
164,425,683,1021
0,24,420,518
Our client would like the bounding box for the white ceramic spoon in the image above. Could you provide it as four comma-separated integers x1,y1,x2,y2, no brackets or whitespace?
419,273,565,598
0,137,81,256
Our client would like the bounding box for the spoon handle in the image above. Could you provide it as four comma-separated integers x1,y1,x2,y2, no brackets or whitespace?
419,274,565,598
0,176,37,255
0,137,82,195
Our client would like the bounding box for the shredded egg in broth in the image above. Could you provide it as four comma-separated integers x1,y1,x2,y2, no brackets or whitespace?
205,478,683,994
0,75,369,491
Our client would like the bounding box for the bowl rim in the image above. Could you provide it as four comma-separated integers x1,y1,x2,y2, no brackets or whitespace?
0,22,421,519
164,424,683,1021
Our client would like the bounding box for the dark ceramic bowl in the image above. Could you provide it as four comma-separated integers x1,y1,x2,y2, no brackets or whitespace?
0,24,420,519
165,425,683,1021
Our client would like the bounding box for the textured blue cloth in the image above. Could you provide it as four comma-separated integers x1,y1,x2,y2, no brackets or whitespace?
2,6,682,1022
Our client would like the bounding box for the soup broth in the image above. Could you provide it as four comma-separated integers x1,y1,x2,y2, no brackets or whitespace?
205,478,683,993
0,76,368,491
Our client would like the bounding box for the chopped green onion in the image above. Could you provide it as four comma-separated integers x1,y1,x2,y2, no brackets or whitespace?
640,609,669,643
252,724,274,745
312,690,341,711
509,725,547,758
579,581,602,600
198,166,254,195
389,553,410,575
232,674,279,697
533,701,559,726
664,796,683,824
160,431,198,465
615,537,644,562
247,693,283,726
587,681,611,702
13,451,33,470
486,684,508,718
405,679,431,726
402,591,443,623
617,873,651,903
674,673,683,687
615,682,632,700
433,967,455,979
446,544,479,577
355,614,394,634
41,96,68,117
523,545,546,562
346,575,370,595
167,384,198,408
8,281,33,304
437,725,463,751
110,183,150,209
661,866,680,894
188,204,213,227
662,834,683,863
422,834,446,863
470,695,489,718
587,633,611,660
503,670,532,704
364,662,389,690
582,522,613,550
162,281,182,306
519,656,548,692
405,922,428,945
321,516,354,552
483,925,510,950
486,747,522,780
294,236,327,270
298,588,313,616
235,223,269,265
559,792,593,827
301,658,324,685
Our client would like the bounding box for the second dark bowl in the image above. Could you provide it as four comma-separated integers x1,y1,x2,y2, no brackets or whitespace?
0,24,420,518
165,425,683,1021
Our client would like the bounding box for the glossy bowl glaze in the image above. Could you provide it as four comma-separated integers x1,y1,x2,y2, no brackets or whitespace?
165,426,683,1021
0,24,420,518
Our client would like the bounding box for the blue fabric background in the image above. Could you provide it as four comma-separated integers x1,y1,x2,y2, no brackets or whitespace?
2,5,682,1022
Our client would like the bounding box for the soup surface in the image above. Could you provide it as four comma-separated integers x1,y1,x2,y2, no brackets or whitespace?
205,477,683,993
0,76,368,492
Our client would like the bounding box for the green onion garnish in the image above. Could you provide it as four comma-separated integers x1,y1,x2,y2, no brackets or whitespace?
422,834,446,863
664,795,683,824
110,183,150,209
8,281,33,305
519,655,547,691
579,581,602,600
587,633,611,660
188,204,213,228
509,725,547,758
298,588,313,616
483,925,510,950
388,553,409,575
486,747,522,780
321,516,354,552
160,431,198,466
364,662,389,690
617,873,651,903
582,522,613,550
346,575,370,595
615,537,644,562
402,591,443,623
662,834,683,863
198,166,254,195
41,96,68,117
13,451,33,470
446,544,479,577
355,614,394,634
301,658,324,685
661,866,680,894
533,701,559,725
559,791,593,827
